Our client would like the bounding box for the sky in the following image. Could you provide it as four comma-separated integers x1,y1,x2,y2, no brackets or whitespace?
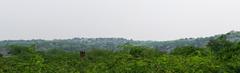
0,0,240,41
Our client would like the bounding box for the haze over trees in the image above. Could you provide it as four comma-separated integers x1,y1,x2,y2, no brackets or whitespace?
1,31,240,52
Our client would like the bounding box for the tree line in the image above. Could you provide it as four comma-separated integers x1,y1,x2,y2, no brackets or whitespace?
1,35,240,73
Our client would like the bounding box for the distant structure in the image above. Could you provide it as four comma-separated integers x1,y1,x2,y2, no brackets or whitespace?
80,50,86,59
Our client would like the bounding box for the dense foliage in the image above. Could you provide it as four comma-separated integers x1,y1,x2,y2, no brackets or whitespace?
1,35,240,73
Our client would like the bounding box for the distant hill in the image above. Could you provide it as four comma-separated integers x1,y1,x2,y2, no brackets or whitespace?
133,31,240,51
0,38,131,51
1,31,240,52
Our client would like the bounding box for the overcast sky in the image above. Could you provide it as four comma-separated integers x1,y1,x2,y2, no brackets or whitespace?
0,0,240,41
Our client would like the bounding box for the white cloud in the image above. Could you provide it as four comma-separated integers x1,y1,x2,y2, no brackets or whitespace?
0,0,240,40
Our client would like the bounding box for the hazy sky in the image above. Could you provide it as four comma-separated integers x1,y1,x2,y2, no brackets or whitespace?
0,0,240,41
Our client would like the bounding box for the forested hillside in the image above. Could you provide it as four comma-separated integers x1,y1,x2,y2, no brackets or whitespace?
1,31,240,52
1,34,240,73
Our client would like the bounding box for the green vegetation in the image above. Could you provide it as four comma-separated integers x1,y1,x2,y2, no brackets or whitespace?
1,31,240,52
1,34,240,73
